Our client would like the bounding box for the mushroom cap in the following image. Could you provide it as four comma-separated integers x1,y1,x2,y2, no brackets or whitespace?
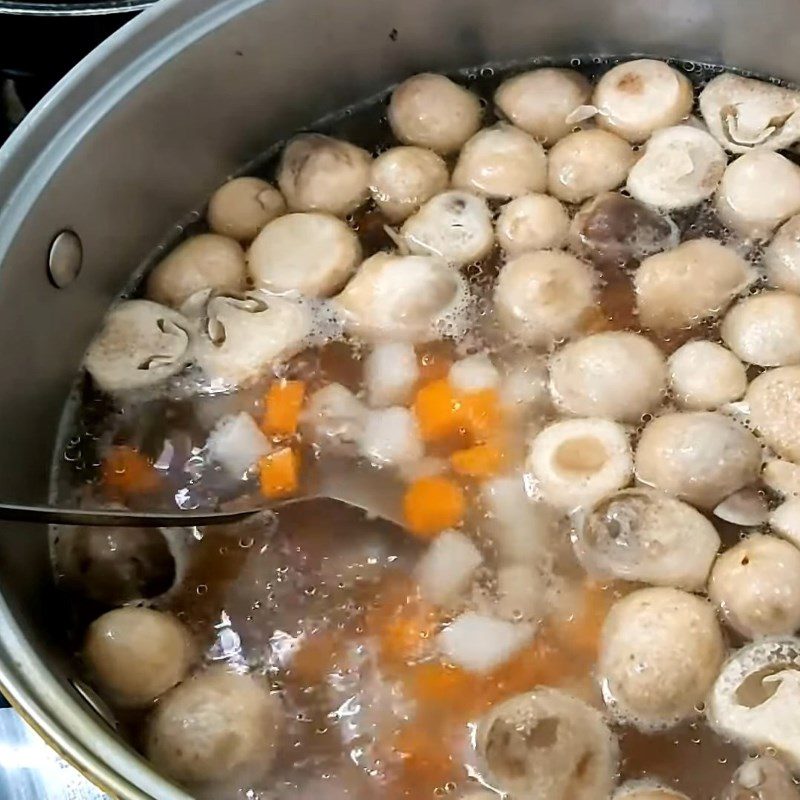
388,73,482,155
192,290,312,386
634,238,752,330
765,215,800,293
593,59,693,143
707,637,800,771
401,190,494,267
247,212,361,297
526,417,633,511
549,331,667,422
84,300,192,393
494,250,597,347
746,366,800,462
494,67,592,145
699,72,800,154
667,340,747,410
332,252,466,343
496,193,570,255
599,587,725,729
277,133,372,216
369,145,449,222
573,487,720,591
613,783,691,800
715,150,800,239
634,411,762,509
452,122,547,199
626,125,727,210
146,234,246,309
723,755,800,800
83,607,195,709
568,192,678,269
146,666,282,787
206,177,285,242
709,534,800,639
721,291,800,367
547,129,637,203
475,687,618,800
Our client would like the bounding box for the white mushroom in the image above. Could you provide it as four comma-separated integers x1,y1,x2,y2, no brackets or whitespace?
626,125,727,210
277,133,372,216
452,123,547,199
84,300,192,393
709,534,800,639
549,332,667,422
332,252,467,342
193,291,312,386
369,146,449,222
475,688,618,800
763,459,800,498
634,238,752,330
146,234,246,309
572,487,720,591
634,411,762,509
494,68,592,145
668,341,747,410
247,212,361,297
547,129,637,203
723,755,800,800
526,417,633,511
493,250,597,347
765,215,800,293
388,73,482,155
699,73,800,153
713,487,769,527
146,667,282,787
746,366,800,461
83,607,195,709
495,193,570,255
449,353,500,393
770,498,800,549
301,383,366,453
401,190,494,267
715,151,800,239
207,177,285,242
363,342,419,407
614,783,691,800
707,637,800,770
599,587,725,729
593,59,693,143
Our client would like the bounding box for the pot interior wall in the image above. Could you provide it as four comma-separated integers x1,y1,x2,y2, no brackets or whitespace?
0,0,799,796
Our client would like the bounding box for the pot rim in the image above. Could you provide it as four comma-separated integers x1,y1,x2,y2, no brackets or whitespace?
0,0,156,16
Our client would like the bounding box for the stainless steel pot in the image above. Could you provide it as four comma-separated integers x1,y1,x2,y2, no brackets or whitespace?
0,0,796,796
0,1,155,15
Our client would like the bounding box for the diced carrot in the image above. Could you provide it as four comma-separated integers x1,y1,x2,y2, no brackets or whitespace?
412,379,463,443
403,476,465,537
258,447,300,499
450,442,505,478
101,446,159,495
408,662,473,707
460,388,502,441
262,380,306,437
388,725,457,793
378,600,439,665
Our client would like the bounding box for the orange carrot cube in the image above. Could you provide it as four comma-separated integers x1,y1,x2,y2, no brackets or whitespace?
450,442,505,478
101,446,159,495
403,476,465,537
412,379,463,442
262,380,306,437
258,447,300,499
459,388,502,441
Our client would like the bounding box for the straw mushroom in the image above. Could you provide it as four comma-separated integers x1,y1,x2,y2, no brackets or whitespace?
593,59,693,143
146,234,246,309
452,123,547,199
84,607,195,709
277,133,372,216
388,73,482,155
573,487,720,591
709,534,800,639
765,216,800,292
401,190,494,267
699,72,800,153
634,411,761,509
547,129,637,203
146,667,282,787
207,177,285,242
494,68,592,145
247,212,361,297
668,341,747,410
723,755,800,800
494,250,597,347
614,784,691,800
475,688,618,800
599,587,725,729
634,238,752,330
369,146,449,222
746,366,800,461
496,193,570,255
84,300,192,393
715,151,800,239
549,331,667,422
626,125,727,210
